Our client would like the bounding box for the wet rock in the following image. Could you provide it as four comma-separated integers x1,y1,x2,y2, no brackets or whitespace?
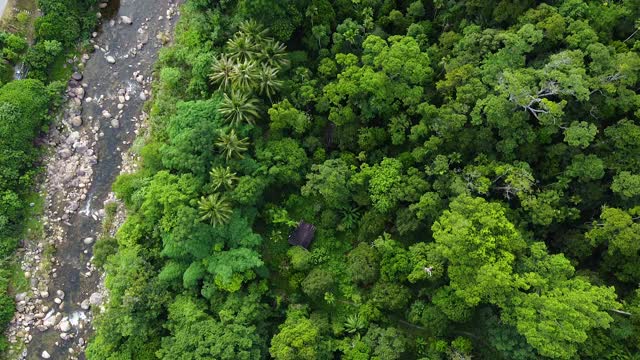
41,350,50,359
72,72,83,81
71,116,83,127
74,87,85,99
68,201,79,212
43,313,60,328
59,319,71,332
106,55,116,64
121,16,133,25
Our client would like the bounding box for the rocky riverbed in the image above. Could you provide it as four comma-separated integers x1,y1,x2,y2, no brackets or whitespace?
4,0,180,359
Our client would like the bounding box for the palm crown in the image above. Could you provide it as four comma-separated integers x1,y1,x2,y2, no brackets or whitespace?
219,91,260,127
216,129,250,161
209,166,239,191
198,193,233,227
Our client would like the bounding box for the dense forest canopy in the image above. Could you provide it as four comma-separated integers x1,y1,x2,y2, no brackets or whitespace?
87,0,640,359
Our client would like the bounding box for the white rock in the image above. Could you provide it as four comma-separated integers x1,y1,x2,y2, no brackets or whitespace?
74,87,85,98
121,16,133,24
102,110,112,118
80,299,91,310
42,350,50,359
40,291,49,299
111,119,120,128
59,319,71,332
71,116,83,127
89,292,103,306
83,237,94,245
139,93,147,101
106,56,116,64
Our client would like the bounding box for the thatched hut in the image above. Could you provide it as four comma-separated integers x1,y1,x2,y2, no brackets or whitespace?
288,221,316,249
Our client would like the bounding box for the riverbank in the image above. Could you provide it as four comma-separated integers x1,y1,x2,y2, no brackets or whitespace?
4,1,180,359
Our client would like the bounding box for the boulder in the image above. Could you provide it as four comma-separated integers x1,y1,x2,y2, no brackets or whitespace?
42,350,50,359
74,87,85,99
106,56,116,64
80,299,91,310
89,292,103,306
83,237,94,245
72,72,83,81
71,116,83,127
15,292,27,302
59,319,71,332
121,16,133,24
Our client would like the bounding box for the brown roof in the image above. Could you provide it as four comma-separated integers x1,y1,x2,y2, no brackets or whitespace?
288,221,316,249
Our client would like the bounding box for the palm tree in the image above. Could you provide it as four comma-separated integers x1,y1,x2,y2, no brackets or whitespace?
209,54,235,91
216,129,250,160
258,64,284,101
344,314,365,334
238,20,268,44
230,59,259,91
227,33,256,62
219,91,260,126
259,39,289,68
198,193,233,227
209,166,239,191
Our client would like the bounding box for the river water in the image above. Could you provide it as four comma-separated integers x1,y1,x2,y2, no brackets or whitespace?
19,0,179,359
0,0,8,20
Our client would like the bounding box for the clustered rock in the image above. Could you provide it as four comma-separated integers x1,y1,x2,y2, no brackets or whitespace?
4,1,180,358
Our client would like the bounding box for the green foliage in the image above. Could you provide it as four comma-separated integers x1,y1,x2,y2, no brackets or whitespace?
92,1,640,359
433,195,526,307
611,172,640,199
270,307,331,360
268,99,309,135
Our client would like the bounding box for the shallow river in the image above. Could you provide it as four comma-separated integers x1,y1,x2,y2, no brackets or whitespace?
21,0,179,358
